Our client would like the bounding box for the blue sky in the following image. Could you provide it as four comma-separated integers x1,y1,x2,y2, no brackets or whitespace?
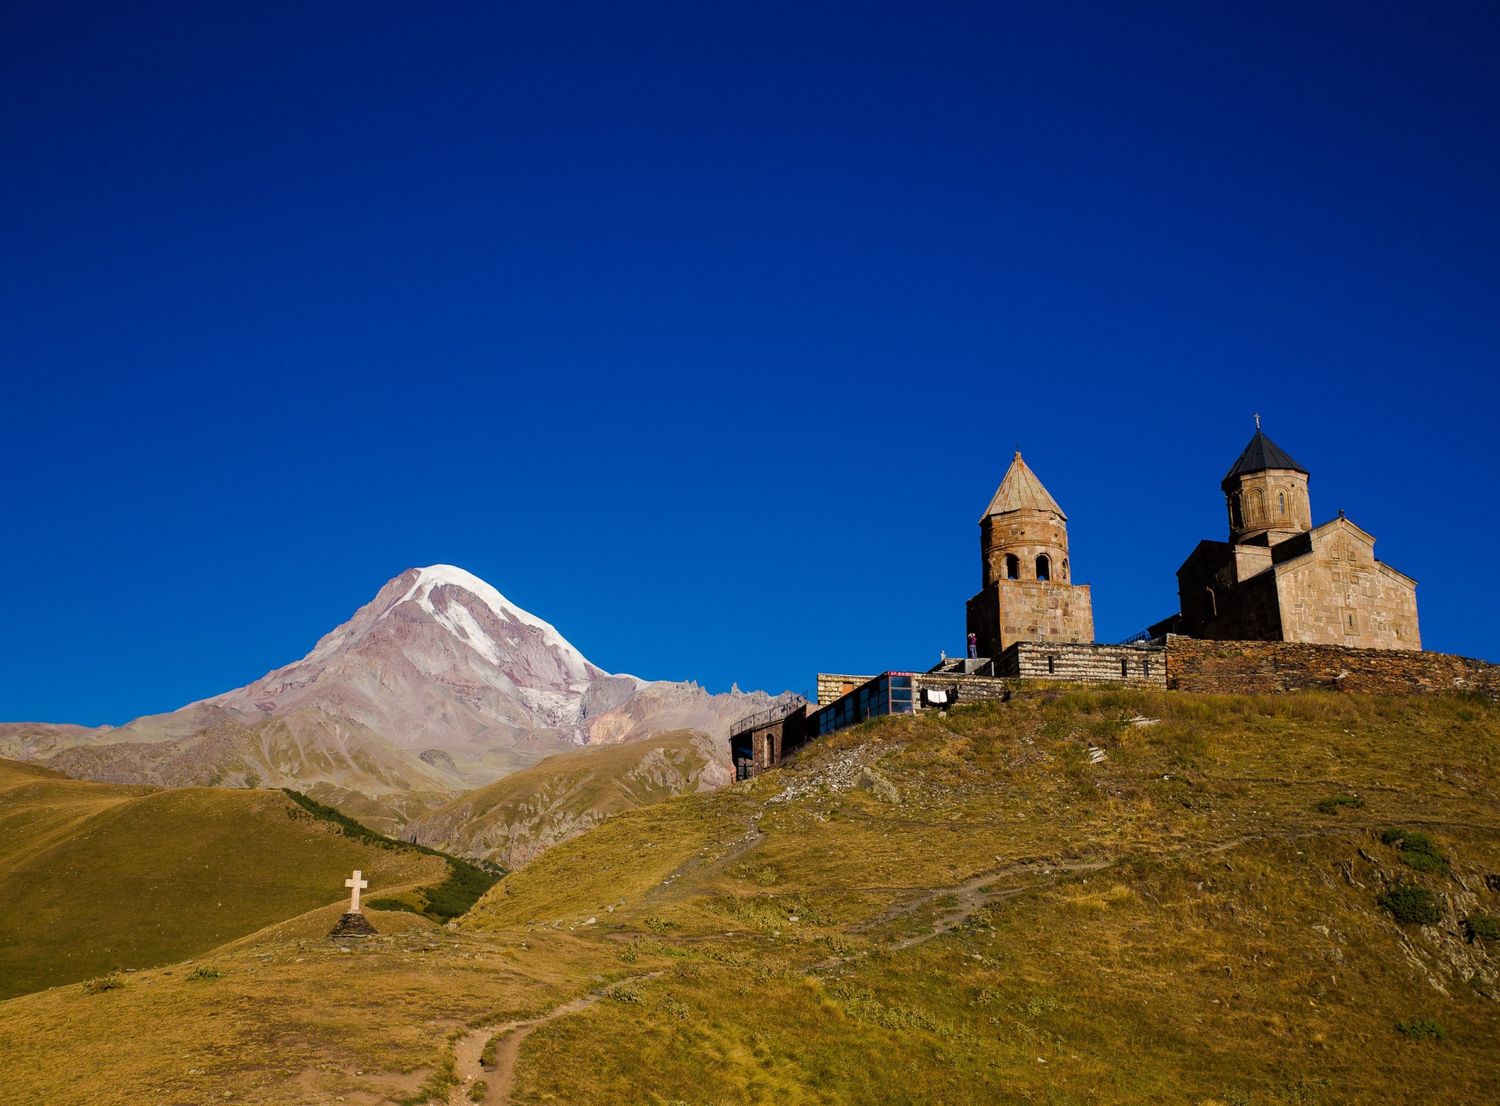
4,2,1498,725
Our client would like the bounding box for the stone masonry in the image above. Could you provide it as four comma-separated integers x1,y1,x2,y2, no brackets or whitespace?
1001,642,1167,688
1163,636,1500,697
817,673,875,706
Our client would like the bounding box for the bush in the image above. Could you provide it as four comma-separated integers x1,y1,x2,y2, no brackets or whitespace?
1378,886,1441,925
1315,795,1365,815
186,967,223,981
1463,912,1500,943
467,1079,488,1102
1380,829,1449,875
82,973,124,994
1395,1017,1447,1041
280,789,504,921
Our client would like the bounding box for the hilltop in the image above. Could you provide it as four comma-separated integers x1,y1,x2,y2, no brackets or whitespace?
1,689,1497,1105
0,758,461,1000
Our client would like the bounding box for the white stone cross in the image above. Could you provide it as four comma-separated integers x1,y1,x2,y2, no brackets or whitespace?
344,869,369,914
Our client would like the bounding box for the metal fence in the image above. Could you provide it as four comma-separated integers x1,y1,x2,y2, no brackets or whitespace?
729,696,808,736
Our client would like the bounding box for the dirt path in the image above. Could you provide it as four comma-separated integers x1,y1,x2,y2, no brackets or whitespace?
447,973,662,1106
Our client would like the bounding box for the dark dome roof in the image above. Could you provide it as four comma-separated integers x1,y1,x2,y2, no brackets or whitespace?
1222,430,1306,490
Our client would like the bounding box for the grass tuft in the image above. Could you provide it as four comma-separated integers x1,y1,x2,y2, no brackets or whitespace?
1315,794,1365,814
1395,1017,1447,1041
81,973,125,995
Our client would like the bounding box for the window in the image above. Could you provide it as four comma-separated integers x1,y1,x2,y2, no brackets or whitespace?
1228,493,1244,530
1036,554,1051,581
1005,554,1020,580
1047,655,1055,674
1203,586,1217,620
1120,659,1129,678
1278,491,1286,516
1249,489,1264,520
1061,558,1068,581
1142,657,1151,677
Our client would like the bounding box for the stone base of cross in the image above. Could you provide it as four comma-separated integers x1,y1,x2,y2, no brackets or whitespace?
329,869,378,941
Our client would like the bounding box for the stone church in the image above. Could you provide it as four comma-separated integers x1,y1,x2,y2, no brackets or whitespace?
965,452,1095,658
1151,427,1420,650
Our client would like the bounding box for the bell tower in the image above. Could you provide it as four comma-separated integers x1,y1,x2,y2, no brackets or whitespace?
966,452,1094,657
1221,423,1311,546
980,452,1072,587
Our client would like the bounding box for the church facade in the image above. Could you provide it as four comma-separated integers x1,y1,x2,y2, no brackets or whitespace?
1151,428,1420,651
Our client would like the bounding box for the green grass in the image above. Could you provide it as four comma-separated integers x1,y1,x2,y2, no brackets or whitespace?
0,760,447,999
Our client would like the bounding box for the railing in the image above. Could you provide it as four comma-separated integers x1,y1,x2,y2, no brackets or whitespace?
730,696,808,735
1115,628,1167,648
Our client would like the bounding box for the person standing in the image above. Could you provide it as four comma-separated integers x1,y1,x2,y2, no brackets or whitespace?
967,632,977,659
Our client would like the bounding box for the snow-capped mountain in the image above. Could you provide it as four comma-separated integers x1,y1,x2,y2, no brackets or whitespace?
208,564,638,762
18,566,790,832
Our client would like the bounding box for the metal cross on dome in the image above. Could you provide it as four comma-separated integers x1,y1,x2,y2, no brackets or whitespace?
344,870,369,914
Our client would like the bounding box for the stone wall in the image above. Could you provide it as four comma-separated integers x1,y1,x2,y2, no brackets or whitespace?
1001,642,1167,688
1163,636,1500,697
911,672,1015,705
817,673,874,706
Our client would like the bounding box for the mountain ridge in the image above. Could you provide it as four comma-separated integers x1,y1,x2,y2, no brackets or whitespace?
2,565,791,835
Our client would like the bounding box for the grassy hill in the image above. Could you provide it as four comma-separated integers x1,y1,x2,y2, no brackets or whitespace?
408,730,715,868
0,758,449,999
1,690,1497,1105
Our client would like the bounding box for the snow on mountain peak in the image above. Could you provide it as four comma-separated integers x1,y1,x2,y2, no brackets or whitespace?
383,564,598,679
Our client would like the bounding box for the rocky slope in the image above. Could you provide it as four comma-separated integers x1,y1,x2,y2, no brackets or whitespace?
14,565,790,831
406,730,719,869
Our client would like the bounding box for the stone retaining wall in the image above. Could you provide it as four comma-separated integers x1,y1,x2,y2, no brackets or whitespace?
999,642,1168,688
1163,635,1500,697
911,672,1015,705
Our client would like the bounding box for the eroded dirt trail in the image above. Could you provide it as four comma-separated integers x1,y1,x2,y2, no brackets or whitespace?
448,973,662,1106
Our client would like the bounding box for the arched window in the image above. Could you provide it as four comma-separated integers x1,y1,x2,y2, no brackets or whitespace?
1036,554,1051,581
1228,493,1243,530
1203,586,1217,620
1249,489,1264,521
1278,491,1286,516
1061,558,1069,581
1005,554,1020,580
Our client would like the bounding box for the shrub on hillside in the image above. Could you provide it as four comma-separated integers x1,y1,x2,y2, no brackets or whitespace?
279,789,503,921
186,967,223,981
1378,886,1441,925
1395,1017,1447,1041
1463,912,1500,943
1380,828,1450,875
1315,795,1365,814
82,973,124,995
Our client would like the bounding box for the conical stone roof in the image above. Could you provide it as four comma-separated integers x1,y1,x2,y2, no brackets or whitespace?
1222,429,1307,490
982,452,1066,520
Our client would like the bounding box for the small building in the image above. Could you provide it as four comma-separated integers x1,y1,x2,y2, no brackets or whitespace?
1151,427,1420,650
